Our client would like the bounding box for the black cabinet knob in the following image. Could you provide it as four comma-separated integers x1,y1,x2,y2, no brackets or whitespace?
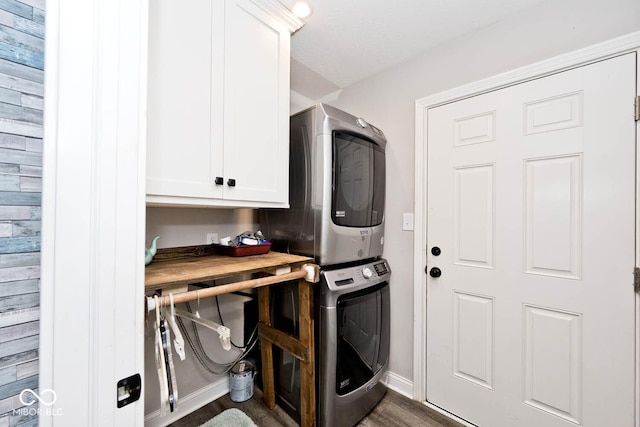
429,267,442,278
431,247,441,256
227,178,236,187
214,177,223,185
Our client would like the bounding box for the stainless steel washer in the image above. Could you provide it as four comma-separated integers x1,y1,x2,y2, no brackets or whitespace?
317,258,391,427
269,258,391,426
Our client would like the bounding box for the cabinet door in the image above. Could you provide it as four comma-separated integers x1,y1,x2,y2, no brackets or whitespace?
222,0,290,204
147,0,223,200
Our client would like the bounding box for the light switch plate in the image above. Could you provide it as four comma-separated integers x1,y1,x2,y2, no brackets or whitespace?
402,213,414,231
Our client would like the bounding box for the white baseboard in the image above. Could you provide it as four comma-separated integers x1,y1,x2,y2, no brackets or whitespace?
381,370,414,399
144,377,230,427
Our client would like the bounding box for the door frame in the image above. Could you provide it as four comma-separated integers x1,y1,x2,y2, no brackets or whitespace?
413,31,640,425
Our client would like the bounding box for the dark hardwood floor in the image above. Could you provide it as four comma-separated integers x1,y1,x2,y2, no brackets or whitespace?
170,386,465,427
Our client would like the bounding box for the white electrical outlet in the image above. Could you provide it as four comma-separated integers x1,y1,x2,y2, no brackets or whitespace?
206,233,219,244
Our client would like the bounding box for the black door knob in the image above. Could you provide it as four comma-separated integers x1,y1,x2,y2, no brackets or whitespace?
227,178,236,187
214,176,223,185
429,267,442,278
431,247,441,256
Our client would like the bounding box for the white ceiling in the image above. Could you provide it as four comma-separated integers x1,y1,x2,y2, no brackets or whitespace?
282,0,547,98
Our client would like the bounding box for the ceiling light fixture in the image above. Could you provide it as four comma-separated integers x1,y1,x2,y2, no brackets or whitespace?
292,1,312,19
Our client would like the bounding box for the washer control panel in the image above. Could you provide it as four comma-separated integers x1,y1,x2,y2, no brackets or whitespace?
320,258,391,306
373,262,389,276
325,259,391,289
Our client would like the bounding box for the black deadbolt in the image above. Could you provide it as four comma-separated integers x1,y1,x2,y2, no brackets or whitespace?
431,247,441,256
429,267,442,278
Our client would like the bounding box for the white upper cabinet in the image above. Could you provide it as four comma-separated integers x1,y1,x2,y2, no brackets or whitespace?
146,0,303,208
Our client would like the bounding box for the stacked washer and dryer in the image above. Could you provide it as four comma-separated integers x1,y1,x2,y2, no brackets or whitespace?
260,104,390,427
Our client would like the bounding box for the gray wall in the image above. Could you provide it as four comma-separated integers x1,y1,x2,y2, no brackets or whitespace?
328,0,640,383
0,0,45,425
146,207,258,250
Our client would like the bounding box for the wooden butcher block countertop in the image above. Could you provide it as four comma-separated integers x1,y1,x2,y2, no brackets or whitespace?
145,245,314,290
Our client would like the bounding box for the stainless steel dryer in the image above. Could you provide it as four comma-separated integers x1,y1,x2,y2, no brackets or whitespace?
260,103,386,267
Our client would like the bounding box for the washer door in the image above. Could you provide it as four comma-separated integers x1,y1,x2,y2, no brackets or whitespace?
335,282,389,395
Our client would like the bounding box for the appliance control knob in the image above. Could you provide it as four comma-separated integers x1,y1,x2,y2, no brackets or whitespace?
362,266,374,279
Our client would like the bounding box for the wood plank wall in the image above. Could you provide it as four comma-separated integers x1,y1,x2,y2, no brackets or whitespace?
0,0,43,426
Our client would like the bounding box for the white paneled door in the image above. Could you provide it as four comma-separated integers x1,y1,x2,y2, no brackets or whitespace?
426,53,637,427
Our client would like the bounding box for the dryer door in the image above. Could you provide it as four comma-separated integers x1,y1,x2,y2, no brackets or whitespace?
332,131,385,227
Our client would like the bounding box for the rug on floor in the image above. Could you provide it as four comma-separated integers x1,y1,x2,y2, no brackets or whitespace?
197,408,258,427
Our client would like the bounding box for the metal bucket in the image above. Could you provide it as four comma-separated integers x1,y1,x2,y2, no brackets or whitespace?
230,360,256,402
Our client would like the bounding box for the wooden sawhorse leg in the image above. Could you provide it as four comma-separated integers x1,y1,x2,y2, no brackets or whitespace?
258,279,316,426
258,286,276,410
298,278,316,426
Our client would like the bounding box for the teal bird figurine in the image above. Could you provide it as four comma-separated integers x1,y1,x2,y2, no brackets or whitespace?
145,236,160,265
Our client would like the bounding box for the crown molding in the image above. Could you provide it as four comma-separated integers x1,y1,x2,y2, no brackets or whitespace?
250,0,305,33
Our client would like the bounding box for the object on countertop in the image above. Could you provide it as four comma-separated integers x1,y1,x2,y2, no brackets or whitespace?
213,242,271,257
233,230,268,246
145,236,160,265
212,231,271,256
217,231,268,247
